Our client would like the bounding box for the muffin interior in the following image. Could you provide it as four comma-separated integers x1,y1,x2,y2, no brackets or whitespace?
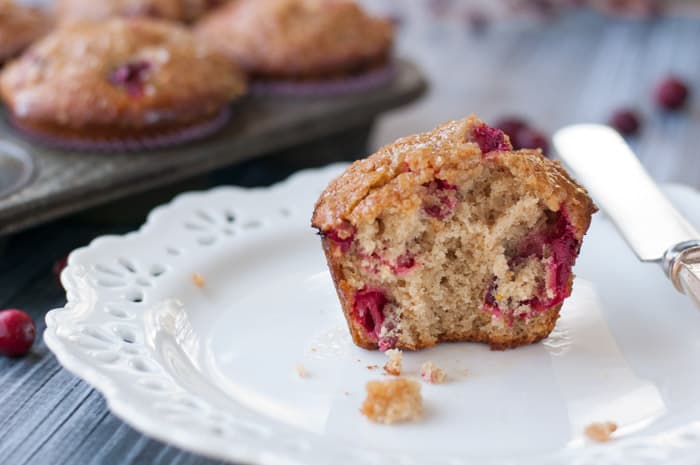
325,163,580,351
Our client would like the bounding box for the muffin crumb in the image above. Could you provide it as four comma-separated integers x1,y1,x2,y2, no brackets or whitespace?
384,348,402,375
584,422,617,442
295,364,308,378
192,273,205,287
367,364,379,370
420,361,447,384
361,378,422,424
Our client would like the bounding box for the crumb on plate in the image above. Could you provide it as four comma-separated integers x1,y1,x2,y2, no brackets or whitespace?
192,273,205,288
361,378,423,424
295,364,308,378
584,422,617,442
384,348,402,376
420,361,447,384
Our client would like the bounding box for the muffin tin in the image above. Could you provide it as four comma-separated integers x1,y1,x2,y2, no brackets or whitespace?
0,58,426,235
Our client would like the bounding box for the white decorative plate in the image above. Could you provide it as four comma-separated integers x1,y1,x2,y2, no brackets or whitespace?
45,164,700,465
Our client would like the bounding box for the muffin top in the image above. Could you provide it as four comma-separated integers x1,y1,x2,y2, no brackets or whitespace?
56,0,186,23
195,0,394,79
180,0,229,22
0,18,247,130
312,116,596,238
0,0,52,62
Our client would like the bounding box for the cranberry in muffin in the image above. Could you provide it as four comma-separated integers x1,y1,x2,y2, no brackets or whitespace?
0,18,247,151
312,115,596,351
195,0,395,96
0,0,52,64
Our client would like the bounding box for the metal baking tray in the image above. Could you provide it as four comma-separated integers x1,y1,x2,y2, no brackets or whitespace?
0,59,426,236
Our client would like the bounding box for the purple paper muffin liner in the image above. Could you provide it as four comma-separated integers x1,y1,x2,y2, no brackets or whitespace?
251,63,397,97
8,107,232,153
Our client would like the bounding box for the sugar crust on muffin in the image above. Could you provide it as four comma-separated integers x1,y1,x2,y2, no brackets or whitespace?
0,18,246,146
312,115,596,351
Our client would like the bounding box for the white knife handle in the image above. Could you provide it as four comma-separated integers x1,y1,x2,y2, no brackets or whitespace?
664,241,700,308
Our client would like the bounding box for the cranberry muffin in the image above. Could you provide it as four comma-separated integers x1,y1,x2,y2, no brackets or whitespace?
0,0,52,64
195,0,395,95
312,115,596,351
0,18,247,150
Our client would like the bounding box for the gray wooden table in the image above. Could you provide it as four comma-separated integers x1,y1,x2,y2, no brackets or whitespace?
3,8,700,465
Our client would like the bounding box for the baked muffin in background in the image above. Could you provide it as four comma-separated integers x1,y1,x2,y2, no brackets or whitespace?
0,0,52,64
312,115,596,351
0,18,247,151
56,0,185,23
195,0,395,96
180,0,229,22
56,0,229,23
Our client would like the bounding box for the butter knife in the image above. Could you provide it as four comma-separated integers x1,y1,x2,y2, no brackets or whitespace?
553,124,700,308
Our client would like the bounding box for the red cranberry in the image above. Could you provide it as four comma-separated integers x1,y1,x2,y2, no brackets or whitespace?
353,288,387,340
471,123,512,154
494,116,528,141
0,309,36,357
423,179,459,219
654,75,689,110
109,61,152,97
53,255,68,287
393,254,416,275
609,108,641,136
324,222,355,253
514,126,549,154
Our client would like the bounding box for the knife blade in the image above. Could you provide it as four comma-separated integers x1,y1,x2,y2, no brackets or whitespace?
554,124,700,307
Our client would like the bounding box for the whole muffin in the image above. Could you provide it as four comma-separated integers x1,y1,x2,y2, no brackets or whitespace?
0,18,247,151
0,0,52,64
312,115,596,351
195,0,395,95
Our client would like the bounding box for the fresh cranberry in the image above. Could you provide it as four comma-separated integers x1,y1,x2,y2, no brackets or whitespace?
514,126,549,154
494,116,528,142
464,9,489,34
609,108,641,136
353,288,387,341
471,123,512,154
53,255,68,287
654,75,689,110
109,61,152,97
0,309,36,357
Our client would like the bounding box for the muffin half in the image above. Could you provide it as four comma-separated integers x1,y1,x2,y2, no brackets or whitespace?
0,18,247,151
312,116,596,351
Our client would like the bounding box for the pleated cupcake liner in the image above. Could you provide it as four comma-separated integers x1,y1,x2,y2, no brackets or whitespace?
9,107,232,153
250,64,397,97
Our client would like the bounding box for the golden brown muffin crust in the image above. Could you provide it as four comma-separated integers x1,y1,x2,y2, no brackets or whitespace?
312,115,596,241
0,18,247,133
0,0,52,63
195,0,394,79
56,0,185,23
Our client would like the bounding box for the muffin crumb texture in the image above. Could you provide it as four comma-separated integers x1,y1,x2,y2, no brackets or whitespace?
312,115,596,352
192,273,205,287
295,364,308,378
420,361,447,384
584,422,617,442
383,348,402,375
361,378,423,424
